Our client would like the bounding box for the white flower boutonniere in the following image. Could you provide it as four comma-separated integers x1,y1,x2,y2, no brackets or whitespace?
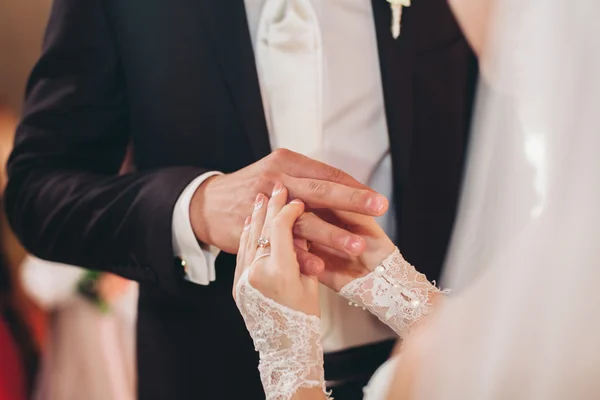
387,0,411,39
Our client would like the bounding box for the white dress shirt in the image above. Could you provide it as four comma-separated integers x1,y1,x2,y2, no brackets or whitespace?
172,0,397,351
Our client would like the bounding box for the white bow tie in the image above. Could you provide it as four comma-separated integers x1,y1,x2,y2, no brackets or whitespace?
256,0,323,158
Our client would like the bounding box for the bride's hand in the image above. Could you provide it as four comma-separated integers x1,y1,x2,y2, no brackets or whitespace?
233,183,320,317
309,209,397,292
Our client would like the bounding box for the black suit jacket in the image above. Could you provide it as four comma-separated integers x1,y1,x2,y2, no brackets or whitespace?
5,0,477,398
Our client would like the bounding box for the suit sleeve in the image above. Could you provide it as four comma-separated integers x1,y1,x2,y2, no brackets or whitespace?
4,0,206,293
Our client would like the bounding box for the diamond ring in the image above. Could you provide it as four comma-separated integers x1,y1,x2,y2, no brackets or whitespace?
257,237,271,249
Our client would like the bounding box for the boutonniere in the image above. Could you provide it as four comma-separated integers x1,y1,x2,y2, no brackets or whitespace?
387,0,411,39
77,270,111,313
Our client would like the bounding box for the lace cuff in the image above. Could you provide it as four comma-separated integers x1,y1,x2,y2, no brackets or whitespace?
235,270,331,400
339,248,447,337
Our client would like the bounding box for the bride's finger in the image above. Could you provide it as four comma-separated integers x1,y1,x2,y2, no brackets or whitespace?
271,199,305,272
237,216,252,264
233,215,252,297
245,193,268,267
256,183,288,259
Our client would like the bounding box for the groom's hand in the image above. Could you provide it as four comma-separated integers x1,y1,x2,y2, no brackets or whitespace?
190,149,388,273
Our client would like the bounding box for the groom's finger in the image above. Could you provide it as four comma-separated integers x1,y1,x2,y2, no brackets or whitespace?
292,212,366,256
293,237,325,275
296,248,325,275
267,149,372,191
284,176,388,218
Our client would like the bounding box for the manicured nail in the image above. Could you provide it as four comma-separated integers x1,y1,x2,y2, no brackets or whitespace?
254,194,265,210
243,216,251,231
366,195,386,214
344,236,364,255
272,182,284,196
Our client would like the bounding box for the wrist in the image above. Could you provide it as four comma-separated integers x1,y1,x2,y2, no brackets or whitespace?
189,174,220,245
363,237,397,273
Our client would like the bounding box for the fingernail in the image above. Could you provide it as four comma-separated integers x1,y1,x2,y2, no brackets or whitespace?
254,194,265,210
366,195,386,214
272,182,284,196
344,236,364,255
290,199,303,205
243,216,251,231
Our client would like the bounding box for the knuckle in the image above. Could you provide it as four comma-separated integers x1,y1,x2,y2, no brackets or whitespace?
270,148,290,161
293,214,309,232
307,179,328,197
330,228,343,248
256,171,276,189
327,167,345,183
349,189,362,207
267,149,294,170
262,155,277,170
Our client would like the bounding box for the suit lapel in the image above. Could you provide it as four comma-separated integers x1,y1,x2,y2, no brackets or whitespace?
199,0,272,160
372,0,414,185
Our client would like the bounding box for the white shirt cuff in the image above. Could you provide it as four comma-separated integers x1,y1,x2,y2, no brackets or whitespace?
172,171,223,285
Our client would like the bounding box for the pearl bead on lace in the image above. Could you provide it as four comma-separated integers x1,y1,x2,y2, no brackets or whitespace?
339,247,447,338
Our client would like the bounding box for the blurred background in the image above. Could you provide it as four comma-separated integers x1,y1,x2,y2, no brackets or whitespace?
1,2,138,399
0,0,50,114
1,0,51,395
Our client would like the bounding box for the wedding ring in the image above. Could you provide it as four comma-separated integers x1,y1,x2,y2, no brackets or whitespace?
257,237,271,249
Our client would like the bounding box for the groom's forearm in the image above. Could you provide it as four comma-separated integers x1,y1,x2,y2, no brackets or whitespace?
5,157,206,293
4,0,212,294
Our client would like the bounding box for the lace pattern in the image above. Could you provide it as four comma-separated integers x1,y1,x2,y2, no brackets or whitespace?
235,269,330,400
339,248,446,337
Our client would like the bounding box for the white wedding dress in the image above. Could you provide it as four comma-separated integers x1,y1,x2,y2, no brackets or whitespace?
235,0,600,398
362,359,398,400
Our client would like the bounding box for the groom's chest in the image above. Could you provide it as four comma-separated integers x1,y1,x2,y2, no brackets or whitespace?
105,0,468,172
245,0,390,184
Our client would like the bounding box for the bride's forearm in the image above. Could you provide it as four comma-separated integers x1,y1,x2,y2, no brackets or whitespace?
339,248,447,338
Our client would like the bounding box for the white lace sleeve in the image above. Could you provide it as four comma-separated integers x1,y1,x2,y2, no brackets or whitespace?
339,248,447,337
235,269,331,400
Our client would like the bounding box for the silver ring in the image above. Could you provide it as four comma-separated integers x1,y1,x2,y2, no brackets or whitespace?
251,252,271,266
257,237,271,249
